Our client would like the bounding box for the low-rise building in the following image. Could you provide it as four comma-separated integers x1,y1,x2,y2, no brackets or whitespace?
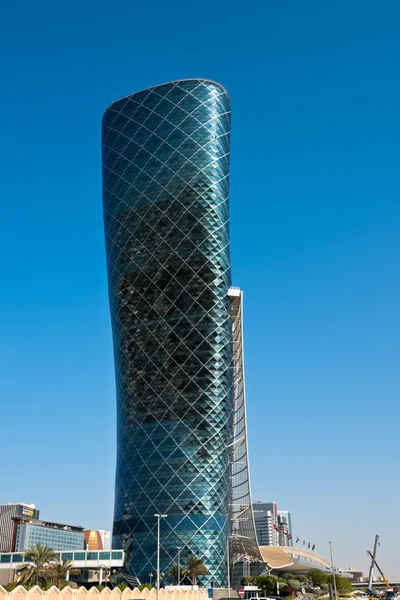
342,568,365,582
13,517,85,552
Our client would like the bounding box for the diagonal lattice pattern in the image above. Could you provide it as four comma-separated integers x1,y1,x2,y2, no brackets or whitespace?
102,80,233,586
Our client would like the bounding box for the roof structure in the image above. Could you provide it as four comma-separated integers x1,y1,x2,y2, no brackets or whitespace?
260,545,333,574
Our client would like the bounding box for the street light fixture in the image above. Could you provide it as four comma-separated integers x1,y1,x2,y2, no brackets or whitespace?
155,513,168,600
227,537,231,598
225,435,245,597
329,541,338,600
98,564,108,587
177,547,181,586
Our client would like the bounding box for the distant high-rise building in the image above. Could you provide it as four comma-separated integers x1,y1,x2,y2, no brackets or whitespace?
13,517,84,552
252,502,279,546
0,503,39,552
103,79,261,585
278,510,293,546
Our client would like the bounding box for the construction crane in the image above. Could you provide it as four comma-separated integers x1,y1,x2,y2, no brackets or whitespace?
366,540,395,600
367,535,380,593
367,551,391,590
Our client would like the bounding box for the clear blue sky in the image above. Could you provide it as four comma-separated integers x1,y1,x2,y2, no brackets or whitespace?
1,0,399,578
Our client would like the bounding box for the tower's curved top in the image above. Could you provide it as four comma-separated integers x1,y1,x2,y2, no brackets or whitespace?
103,78,230,116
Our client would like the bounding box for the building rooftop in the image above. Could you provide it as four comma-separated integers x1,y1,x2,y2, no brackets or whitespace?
4,503,35,507
12,517,84,532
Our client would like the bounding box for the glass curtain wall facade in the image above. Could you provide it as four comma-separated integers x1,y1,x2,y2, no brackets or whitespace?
102,79,233,586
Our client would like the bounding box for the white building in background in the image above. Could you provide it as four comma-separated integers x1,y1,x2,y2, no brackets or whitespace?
99,530,110,550
14,518,85,552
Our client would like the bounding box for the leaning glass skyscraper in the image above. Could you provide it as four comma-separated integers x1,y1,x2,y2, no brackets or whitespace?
102,80,234,585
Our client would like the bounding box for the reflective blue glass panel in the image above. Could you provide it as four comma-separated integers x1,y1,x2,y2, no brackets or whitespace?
103,79,233,586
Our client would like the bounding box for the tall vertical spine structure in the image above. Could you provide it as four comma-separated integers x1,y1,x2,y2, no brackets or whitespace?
102,80,233,585
228,289,263,572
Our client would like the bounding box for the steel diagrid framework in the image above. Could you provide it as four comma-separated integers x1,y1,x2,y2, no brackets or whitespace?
228,289,263,568
102,80,234,586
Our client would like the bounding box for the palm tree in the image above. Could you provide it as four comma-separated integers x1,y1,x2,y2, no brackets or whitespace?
15,563,37,587
48,558,80,588
185,556,208,585
167,564,180,584
17,544,57,586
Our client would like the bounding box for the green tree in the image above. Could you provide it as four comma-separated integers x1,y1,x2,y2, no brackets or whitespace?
291,575,307,582
138,584,152,591
185,556,208,585
282,574,307,584
283,574,307,583
168,564,191,584
309,569,329,586
254,575,285,596
47,559,80,588
17,544,57,587
327,575,352,593
168,564,180,584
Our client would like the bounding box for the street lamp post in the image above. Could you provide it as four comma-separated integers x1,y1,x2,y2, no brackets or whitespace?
99,564,107,587
329,541,338,600
155,514,168,600
225,435,245,598
149,573,153,586
177,547,181,585
227,536,231,598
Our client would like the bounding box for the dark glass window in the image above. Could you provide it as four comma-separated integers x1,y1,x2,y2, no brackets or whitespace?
86,552,98,561
73,552,85,560
0,555,11,563
12,554,23,563
62,553,73,560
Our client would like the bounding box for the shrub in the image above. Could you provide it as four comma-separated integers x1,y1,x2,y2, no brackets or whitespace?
117,582,129,591
287,580,300,591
